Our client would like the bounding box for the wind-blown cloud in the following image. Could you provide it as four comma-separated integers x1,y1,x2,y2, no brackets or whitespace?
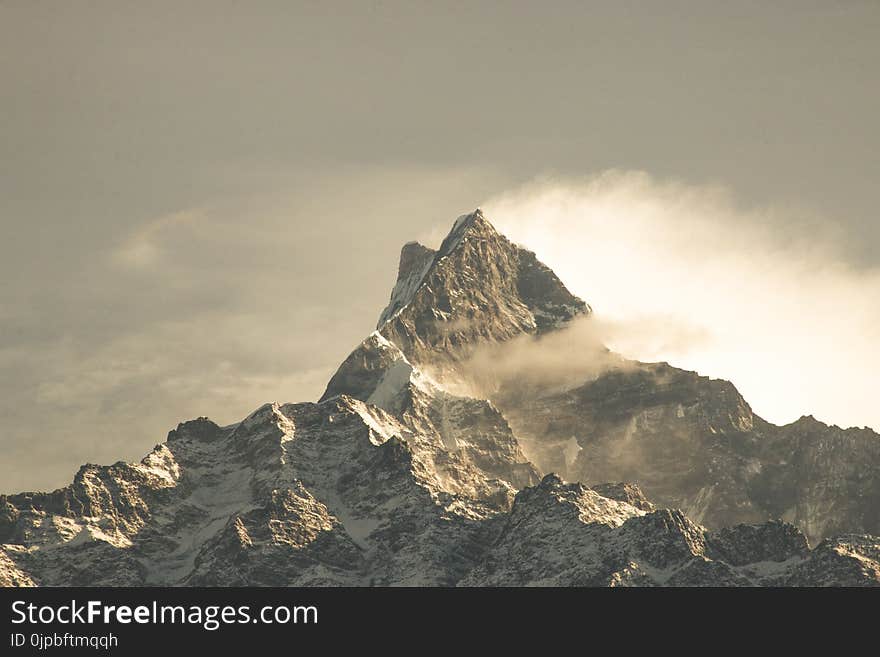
482,172,880,431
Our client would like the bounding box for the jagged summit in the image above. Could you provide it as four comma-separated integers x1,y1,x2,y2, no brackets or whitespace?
435,208,494,258
375,209,590,369
378,242,436,328
377,209,500,328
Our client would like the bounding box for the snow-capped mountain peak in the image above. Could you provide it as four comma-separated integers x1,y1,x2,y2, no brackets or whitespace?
2,210,879,587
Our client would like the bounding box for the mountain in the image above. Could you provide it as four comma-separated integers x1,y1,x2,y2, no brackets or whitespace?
2,210,878,587
496,361,880,543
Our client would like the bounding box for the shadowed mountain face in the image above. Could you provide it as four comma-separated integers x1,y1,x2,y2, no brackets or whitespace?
2,210,878,587
494,347,880,544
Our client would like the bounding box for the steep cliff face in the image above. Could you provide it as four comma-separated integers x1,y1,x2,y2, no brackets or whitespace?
495,362,769,529
2,209,878,587
493,361,880,544
375,210,589,373
320,331,540,501
748,417,880,542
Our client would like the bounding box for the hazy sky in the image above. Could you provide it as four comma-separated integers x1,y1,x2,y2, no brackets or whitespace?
1,1,878,492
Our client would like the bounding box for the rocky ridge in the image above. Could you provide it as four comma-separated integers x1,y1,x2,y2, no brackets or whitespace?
2,210,878,586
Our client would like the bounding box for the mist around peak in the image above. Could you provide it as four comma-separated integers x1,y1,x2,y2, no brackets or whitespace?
482,172,880,432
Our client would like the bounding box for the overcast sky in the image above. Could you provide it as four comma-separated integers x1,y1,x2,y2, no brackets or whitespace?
2,1,878,492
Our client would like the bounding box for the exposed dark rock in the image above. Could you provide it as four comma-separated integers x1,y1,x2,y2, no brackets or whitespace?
2,210,877,587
